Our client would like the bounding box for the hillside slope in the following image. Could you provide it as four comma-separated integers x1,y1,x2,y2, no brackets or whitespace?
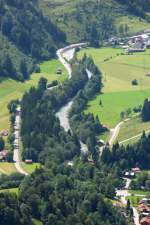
0,0,66,80
39,0,150,43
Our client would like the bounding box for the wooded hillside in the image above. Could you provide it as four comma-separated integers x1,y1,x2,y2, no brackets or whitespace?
0,0,66,80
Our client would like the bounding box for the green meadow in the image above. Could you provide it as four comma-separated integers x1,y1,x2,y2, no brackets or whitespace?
0,163,17,174
0,59,67,131
117,116,150,143
0,188,18,194
86,89,150,128
21,163,41,174
116,16,150,36
79,48,150,128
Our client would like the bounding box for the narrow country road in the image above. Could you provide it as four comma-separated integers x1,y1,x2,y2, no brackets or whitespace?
119,129,150,145
109,121,123,146
56,43,87,79
116,179,140,225
13,107,28,175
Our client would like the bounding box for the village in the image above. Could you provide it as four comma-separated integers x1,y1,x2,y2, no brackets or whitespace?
107,29,150,54
117,167,150,225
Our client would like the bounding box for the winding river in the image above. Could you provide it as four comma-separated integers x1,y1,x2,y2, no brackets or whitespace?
56,43,89,153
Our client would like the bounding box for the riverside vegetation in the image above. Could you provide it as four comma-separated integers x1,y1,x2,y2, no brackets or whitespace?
2,0,150,224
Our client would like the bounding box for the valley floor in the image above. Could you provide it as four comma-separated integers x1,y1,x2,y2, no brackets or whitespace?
78,47,150,143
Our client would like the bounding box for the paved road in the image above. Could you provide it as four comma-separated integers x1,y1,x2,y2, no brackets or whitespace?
119,129,150,145
56,43,87,78
13,107,28,175
116,178,140,225
109,122,123,146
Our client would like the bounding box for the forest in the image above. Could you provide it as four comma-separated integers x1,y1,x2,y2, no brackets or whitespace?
0,55,132,225
21,56,104,163
116,0,150,18
0,0,66,81
101,132,150,171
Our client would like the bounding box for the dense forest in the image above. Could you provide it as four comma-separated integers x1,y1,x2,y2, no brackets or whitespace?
69,55,106,161
142,98,150,122
40,0,150,44
21,56,104,162
0,0,66,80
3,56,131,225
116,0,150,18
101,132,150,171
40,0,117,44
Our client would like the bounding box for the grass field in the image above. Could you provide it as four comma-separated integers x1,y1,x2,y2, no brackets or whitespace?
0,188,18,194
79,48,150,93
79,48,150,128
0,163,17,174
116,16,150,36
130,190,150,196
126,195,143,207
117,116,150,143
21,163,41,174
32,219,43,225
127,190,150,207
0,59,67,131
85,89,150,128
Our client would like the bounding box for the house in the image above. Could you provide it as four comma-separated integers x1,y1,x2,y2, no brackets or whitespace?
56,68,62,75
97,139,105,147
138,203,150,213
146,40,150,49
131,167,141,173
140,217,150,225
0,130,8,137
0,150,8,161
124,171,135,178
25,159,33,164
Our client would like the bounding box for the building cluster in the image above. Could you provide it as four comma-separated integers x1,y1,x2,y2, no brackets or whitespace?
0,130,8,137
107,30,150,54
0,130,8,161
0,150,8,161
124,167,141,179
139,198,150,225
122,32,150,53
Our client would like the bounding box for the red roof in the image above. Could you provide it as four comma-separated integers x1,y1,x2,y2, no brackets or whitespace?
140,217,150,225
139,203,150,212
132,167,141,172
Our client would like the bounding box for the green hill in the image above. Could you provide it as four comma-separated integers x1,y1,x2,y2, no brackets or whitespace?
39,0,150,43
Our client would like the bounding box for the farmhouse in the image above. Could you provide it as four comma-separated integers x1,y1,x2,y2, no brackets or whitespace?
0,130,8,137
0,150,8,161
56,68,62,75
139,203,150,213
124,171,135,178
140,217,150,225
131,167,141,173
25,159,33,164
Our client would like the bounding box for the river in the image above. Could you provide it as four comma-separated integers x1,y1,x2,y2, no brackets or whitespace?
56,43,88,154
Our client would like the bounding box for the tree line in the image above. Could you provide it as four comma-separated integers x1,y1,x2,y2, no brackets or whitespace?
101,132,150,172
69,55,106,161
116,0,150,19
21,61,88,162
